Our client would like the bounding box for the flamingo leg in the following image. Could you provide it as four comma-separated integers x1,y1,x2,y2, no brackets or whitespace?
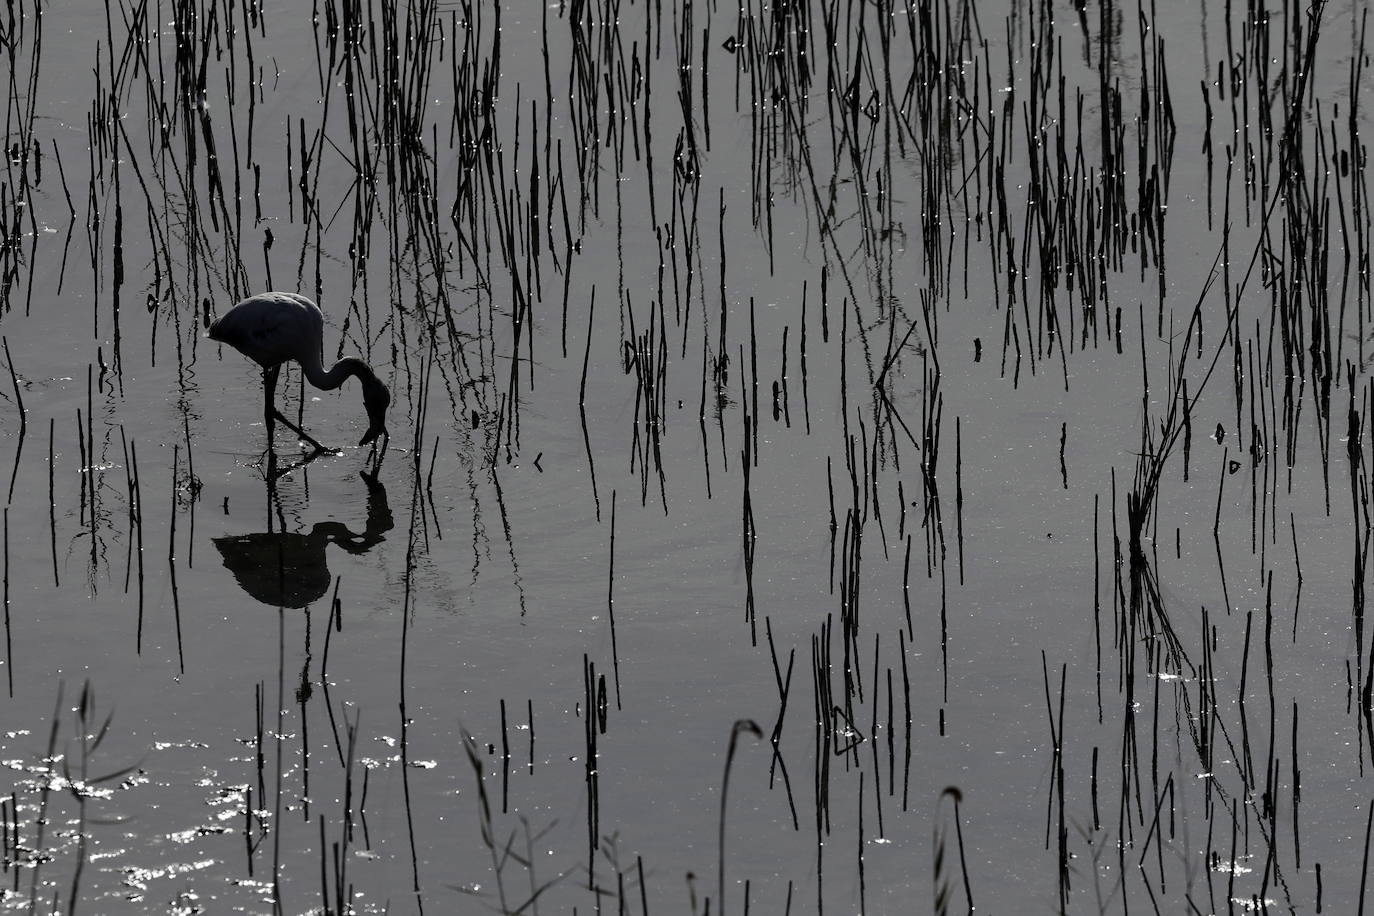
263,364,280,453
263,363,332,454
266,449,330,482
271,408,333,454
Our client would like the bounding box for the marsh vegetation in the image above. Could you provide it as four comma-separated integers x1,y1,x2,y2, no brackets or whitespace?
0,0,1371,912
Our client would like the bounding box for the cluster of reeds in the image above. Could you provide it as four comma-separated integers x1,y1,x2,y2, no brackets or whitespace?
6,0,1374,909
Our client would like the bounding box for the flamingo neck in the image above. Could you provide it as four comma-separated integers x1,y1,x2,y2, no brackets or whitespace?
299,350,371,391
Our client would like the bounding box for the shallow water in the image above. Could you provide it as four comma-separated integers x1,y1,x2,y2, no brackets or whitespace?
0,0,1371,912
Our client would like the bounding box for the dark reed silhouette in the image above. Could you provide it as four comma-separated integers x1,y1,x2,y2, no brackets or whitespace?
208,292,389,453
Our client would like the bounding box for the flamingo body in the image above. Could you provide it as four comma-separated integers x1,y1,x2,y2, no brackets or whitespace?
209,292,324,368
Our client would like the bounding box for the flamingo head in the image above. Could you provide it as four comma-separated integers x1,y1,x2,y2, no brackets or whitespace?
359,377,390,447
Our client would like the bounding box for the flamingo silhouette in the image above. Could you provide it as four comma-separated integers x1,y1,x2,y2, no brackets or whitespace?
208,292,389,456
214,472,394,608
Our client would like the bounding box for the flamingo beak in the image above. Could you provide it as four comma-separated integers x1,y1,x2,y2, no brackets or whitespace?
358,424,386,447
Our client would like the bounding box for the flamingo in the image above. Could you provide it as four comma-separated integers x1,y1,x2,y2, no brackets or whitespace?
208,292,389,457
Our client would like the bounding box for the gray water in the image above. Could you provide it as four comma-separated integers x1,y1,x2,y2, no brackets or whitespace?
0,0,1369,912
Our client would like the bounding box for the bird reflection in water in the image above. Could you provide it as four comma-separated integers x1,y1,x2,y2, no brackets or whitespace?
214,473,392,608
